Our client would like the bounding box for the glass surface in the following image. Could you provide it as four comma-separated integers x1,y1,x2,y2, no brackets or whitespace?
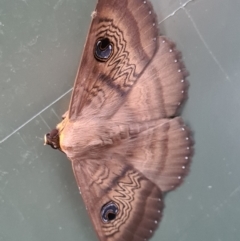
0,0,239,240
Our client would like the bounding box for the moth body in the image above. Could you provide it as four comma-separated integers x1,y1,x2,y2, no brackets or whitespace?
44,0,194,240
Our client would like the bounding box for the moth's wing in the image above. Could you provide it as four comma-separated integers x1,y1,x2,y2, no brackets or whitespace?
72,157,163,241
110,117,193,192
110,36,192,192
113,36,189,122
69,0,159,120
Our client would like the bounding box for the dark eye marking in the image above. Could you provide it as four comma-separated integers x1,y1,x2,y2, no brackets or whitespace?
94,38,113,61
101,201,118,223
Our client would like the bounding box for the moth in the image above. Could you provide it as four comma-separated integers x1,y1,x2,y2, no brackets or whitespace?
44,0,193,240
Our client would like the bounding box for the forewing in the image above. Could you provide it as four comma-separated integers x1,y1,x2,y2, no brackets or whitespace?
72,156,163,241
69,0,159,120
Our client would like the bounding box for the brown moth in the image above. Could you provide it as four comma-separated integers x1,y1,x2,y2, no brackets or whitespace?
44,0,193,240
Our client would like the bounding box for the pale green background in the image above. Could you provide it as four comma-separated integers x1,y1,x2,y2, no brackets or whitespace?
0,0,240,240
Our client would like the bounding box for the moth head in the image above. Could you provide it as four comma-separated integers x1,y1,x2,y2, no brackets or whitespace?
44,128,61,150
